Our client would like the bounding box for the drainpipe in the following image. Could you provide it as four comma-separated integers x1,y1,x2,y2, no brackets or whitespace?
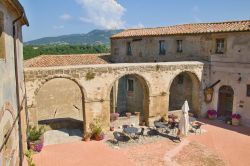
13,13,25,166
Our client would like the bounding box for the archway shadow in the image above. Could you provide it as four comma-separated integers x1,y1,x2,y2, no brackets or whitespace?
147,128,181,143
38,118,83,137
198,118,250,136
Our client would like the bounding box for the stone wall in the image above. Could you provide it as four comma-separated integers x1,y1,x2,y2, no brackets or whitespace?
0,2,27,165
24,62,206,134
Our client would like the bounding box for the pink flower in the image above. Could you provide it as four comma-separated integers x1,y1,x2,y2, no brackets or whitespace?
232,113,241,119
207,110,217,116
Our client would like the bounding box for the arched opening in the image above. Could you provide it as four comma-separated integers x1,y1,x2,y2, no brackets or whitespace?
110,74,149,126
169,72,200,116
217,85,234,117
35,78,85,144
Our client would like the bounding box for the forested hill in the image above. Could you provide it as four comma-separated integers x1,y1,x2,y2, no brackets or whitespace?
25,29,123,45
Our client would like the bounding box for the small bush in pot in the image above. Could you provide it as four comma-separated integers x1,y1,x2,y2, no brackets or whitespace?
207,110,217,120
90,118,104,141
28,125,45,152
231,113,241,126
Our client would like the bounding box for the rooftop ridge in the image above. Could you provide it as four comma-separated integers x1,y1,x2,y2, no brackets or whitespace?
111,19,250,38
124,19,250,31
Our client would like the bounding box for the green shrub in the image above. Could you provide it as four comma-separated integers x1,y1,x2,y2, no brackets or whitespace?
89,118,103,137
25,150,36,166
85,72,95,80
28,125,45,142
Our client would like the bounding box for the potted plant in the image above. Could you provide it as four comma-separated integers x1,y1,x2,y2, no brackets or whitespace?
140,120,146,126
110,112,119,121
231,113,241,126
207,110,217,120
83,132,91,141
126,112,131,118
90,118,105,141
27,125,45,152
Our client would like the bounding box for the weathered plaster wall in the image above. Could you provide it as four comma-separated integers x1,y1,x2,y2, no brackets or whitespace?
111,32,250,63
0,2,26,165
206,63,250,127
24,62,206,133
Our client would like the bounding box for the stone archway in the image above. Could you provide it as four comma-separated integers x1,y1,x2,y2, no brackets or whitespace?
32,78,85,144
217,85,234,117
109,74,150,125
168,71,201,116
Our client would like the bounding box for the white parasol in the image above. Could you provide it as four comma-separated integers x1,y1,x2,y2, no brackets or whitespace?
179,100,190,136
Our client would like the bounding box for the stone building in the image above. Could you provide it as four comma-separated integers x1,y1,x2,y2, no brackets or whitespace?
111,20,250,126
24,20,250,142
0,0,28,165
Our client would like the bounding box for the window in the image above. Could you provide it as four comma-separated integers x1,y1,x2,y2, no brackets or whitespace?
177,40,183,52
0,11,5,59
216,39,225,54
114,48,119,55
126,42,132,55
247,85,250,97
159,40,166,55
127,79,134,92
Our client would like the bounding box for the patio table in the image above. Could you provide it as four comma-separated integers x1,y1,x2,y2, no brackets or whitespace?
123,127,139,138
154,121,169,133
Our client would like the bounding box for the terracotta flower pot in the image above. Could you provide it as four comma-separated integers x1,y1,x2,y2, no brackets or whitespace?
126,112,131,118
84,137,91,142
95,133,104,141
29,139,44,152
208,114,217,120
110,126,115,131
232,118,240,126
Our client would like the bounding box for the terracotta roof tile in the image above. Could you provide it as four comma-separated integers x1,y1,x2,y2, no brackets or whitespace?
111,20,250,39
24,54,110,68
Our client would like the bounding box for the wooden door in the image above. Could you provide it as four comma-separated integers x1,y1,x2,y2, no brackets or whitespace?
218,86,234,117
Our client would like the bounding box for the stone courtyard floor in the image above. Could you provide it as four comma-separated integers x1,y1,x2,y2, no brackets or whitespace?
25,119,250,166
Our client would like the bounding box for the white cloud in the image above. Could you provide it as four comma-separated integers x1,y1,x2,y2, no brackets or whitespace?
128,23,145,29
60,14,72,21
53,25,64,29
76,0,126,29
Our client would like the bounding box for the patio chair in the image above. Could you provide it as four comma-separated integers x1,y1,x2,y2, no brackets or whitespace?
168,121,178,135
191,122,203,135
147,128,159,137
113,131,130,146
136,128,145,138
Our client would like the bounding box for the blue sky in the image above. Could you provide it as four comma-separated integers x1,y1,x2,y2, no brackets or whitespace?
20,0,250,42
